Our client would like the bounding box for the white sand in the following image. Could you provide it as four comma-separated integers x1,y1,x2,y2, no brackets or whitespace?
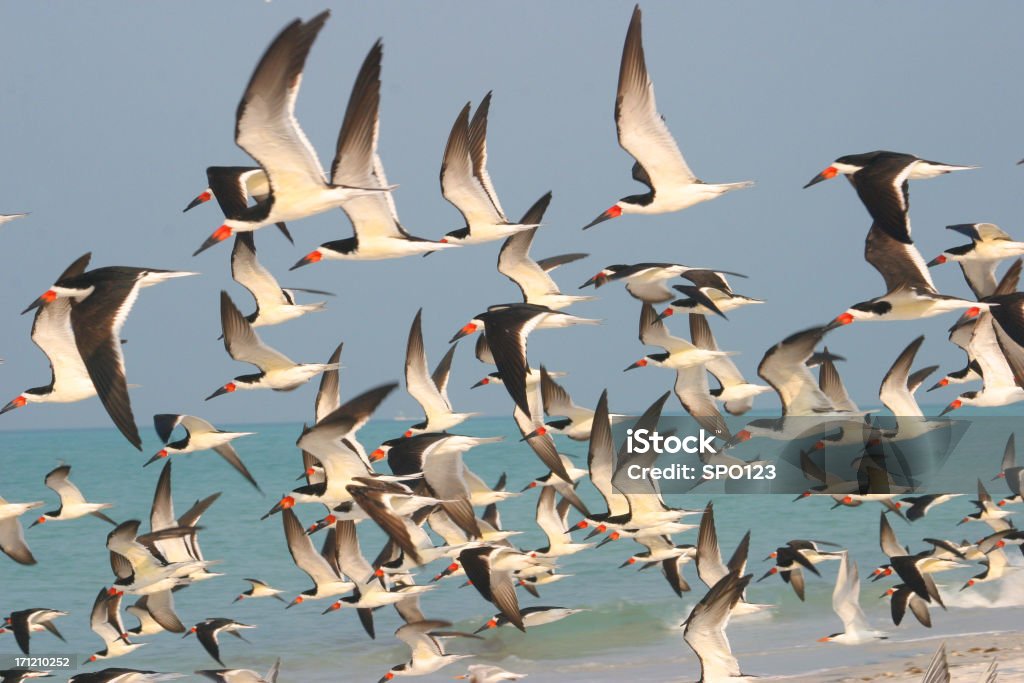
781,631,1024,682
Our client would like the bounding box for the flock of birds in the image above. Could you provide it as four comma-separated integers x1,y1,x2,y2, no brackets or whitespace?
2,4,1024,682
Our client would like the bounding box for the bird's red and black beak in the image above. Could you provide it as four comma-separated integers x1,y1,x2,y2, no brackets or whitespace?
306,515,336,535
260,495,295,521
472,618,499,635
143,449,169,467
520,426,548,441
183,189,213,212
580,271,609,289
21,289,58,315
939,399,962,416
624,358,648,371
290,249,323,271
927,254,948,268
803,166,838,189
582,205,622,230
1,395,27,415
193,225,233,256
826,312,854,330
205,382,236,401
449,322,478,343
470,377,490,389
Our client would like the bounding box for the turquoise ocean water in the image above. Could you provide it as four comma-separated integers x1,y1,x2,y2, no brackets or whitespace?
2,413,1022,682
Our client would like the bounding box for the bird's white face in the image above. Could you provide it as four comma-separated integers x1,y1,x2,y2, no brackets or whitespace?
829,310,860,327
830,161,862,176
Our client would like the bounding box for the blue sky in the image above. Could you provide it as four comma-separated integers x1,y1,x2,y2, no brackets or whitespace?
1,1,1022,444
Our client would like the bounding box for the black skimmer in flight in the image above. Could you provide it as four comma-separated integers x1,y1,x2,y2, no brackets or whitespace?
626,303,733,372
497,192,592,309
146,462,221,586
959,533,1016,591
899,494,964,522
929,309,985,393
271,387,429,526
754,325,842,419
580,263,747,304
31,465,115,527
473,605,586,634
230,233,331,327
805,151,982,325
86,588,144,662
929,223,1024,297
183,619,255,666
874,513,951,607
373,432,502,539
232,578,286,604
290,41,451,265
105,520,206,596
881,583,932,628
580,393,700,542
7,254,195,450
940,311,1024,413
437,93,537,245
671,358,732,442
878,336,937,419
696,503,769,614
278,509,355,606
621,534,695,598
682,570,755,682
583,6,752,230
195,659,280,683
528,486,593,559
320,520,435,638
0,496,42,565
404,309,475,434
803,150,975,207
184,166,293,243
207,291,338,398
449,303,598,417
458,546,532,631
4,608,67,655
957,479,1015,531
522,366,626,441
377,620,479,681
657,279,764,320
689,314,770,415
828,289,987,326
817,551,885,644
147,414,260,492
193,13,391,255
